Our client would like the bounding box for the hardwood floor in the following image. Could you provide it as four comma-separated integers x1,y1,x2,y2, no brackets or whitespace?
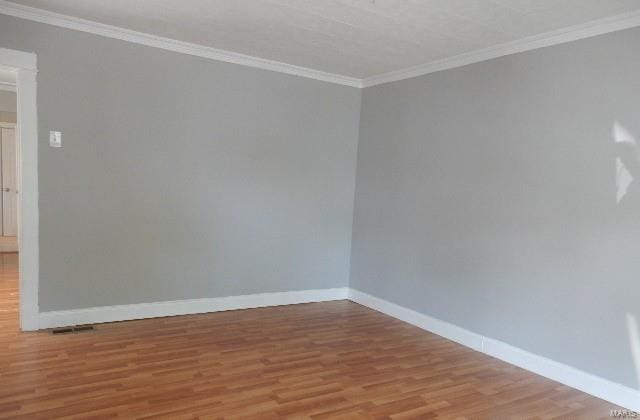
0,253,19,331
0,254,617,419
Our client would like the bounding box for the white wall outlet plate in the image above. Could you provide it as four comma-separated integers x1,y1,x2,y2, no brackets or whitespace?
49,131,61,148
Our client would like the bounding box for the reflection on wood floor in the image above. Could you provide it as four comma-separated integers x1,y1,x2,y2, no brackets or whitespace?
0,253,616,418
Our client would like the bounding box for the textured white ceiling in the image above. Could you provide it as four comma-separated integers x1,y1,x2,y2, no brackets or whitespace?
8,0,640,78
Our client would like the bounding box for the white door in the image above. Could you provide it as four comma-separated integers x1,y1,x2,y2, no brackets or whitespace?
1,127,17,236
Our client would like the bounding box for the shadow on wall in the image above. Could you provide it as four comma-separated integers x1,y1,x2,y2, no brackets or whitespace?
614,121,640,390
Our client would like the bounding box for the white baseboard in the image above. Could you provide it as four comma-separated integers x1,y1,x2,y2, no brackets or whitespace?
36,286,639,411
38,287,348,330
348,288,640,412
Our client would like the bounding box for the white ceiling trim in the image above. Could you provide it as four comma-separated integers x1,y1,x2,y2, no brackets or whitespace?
362,9,640,88
1,1,640,89
0,0,363,88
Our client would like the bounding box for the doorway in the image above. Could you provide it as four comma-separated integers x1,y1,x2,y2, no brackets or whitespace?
0,70,19,329
0,48,39,331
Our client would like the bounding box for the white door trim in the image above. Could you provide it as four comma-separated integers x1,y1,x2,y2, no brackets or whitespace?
0,48,39,331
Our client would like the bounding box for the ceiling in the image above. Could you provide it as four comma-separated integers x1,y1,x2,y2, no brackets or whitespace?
7,0,640,79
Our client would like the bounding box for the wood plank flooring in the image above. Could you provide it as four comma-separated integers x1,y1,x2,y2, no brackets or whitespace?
0,253,619,419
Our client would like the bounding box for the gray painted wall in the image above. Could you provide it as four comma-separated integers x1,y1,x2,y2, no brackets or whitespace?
0,90,16,112
0,14,361,311
2,7,639,392
352,27,640,389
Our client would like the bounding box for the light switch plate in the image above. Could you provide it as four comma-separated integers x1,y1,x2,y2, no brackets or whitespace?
49,131,61,148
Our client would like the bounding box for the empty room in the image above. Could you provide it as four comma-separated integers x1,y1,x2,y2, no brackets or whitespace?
0,0,639,418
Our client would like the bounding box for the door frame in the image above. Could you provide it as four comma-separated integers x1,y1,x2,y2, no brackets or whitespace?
0,48,39,331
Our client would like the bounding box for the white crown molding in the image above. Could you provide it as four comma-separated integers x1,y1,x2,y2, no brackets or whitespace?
362,9,640,87
0,1,362,88
1,1,640,89
38,287,349,329
348,288,640,412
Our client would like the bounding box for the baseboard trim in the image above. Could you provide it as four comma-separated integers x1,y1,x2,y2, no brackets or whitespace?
36,286,640,410
38,287,348,329
348,288,640,412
